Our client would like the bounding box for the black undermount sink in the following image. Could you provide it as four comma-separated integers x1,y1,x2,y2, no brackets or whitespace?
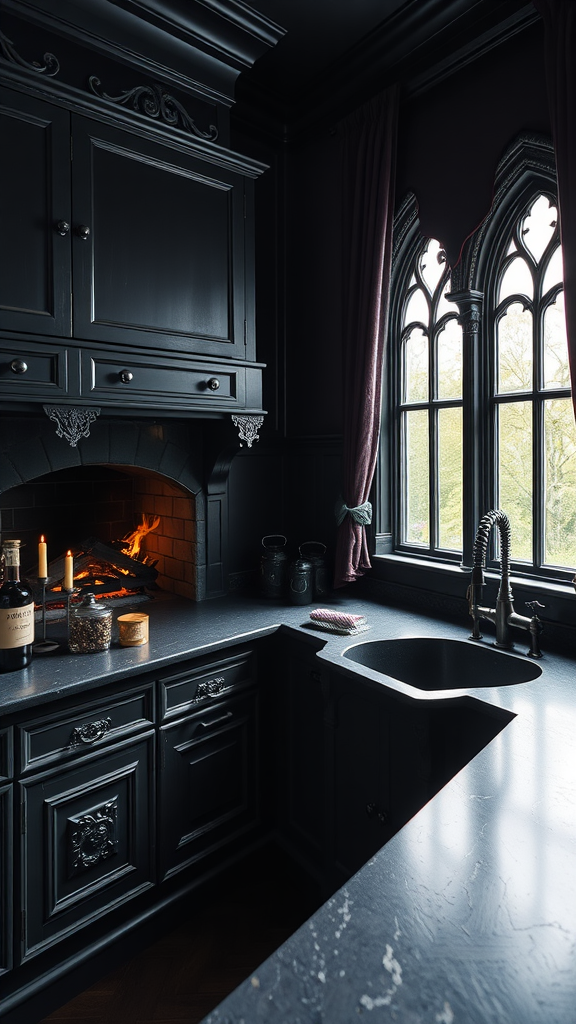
342,636,543,690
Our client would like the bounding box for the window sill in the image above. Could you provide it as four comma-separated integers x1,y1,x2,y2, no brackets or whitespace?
369,553,576,634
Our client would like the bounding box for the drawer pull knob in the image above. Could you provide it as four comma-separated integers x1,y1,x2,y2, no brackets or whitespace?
207,377,220,391
10,359,28,374
77,224,91,240
200,711,233,728
69,717,112,747
56,220,70,236
119,370,134,383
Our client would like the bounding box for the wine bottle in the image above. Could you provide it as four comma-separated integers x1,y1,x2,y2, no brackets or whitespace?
0,539,34,672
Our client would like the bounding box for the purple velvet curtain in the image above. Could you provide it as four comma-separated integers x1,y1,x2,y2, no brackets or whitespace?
533,0,576,418
333,87,399,588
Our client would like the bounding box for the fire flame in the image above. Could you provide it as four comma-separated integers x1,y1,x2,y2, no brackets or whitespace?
120,515,161,559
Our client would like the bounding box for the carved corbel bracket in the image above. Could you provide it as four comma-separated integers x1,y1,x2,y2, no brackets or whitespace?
231,414,264,448
43,406,101,447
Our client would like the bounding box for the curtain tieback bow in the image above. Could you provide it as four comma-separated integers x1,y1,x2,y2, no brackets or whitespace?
335,499,373,527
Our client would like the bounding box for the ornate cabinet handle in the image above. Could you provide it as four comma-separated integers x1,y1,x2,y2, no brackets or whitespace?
207,377,220,391
195,677,226,700
10,359,28,374
76,224,91,240
69,717,112,747
56,220,70,236
199,711,233,728
119,370,134,383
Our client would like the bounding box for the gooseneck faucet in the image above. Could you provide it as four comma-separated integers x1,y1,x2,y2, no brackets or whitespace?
467,509,543,658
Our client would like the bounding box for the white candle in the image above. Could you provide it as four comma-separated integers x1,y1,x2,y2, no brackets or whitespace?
64,550,74,590
38,535,48,578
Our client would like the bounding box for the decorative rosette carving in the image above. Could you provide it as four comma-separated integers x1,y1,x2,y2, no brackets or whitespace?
88,77,218,141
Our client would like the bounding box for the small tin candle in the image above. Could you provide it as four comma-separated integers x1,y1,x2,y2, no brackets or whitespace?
118,612,149,647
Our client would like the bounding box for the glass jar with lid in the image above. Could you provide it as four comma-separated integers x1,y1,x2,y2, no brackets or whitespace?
69,592,112,653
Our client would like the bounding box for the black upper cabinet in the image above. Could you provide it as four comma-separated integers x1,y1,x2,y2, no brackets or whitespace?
0,89,72,337
0,86,258,363
71,116,251,359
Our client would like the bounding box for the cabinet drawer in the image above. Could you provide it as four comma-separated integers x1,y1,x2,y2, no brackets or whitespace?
0,727,12,781
84,352,245,411
18,684,154,773
160,648,255,721
0,342,69,398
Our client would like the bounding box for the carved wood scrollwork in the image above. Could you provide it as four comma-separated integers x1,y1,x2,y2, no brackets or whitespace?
43,406,101,447
88,77,218,141
0,29,60,76
231,414,264,448
68,799,118,876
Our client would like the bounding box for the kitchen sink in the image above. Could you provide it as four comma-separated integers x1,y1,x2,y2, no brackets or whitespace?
342,636,542,690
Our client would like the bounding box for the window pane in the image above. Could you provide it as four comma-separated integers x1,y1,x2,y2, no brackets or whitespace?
403,327,428,402
542,245,563,297
544,291,569,389
498,257,533,303
521,194,557,263
404,287,428,328
438,407,462,551
419,238,445,294
436,282,456,320
544,398,576,567
437,318,462,399
498,401,533,561
497,303,532,393
403,409,429,545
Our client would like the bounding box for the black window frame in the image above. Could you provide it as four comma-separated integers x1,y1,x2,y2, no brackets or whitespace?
374,134,574,592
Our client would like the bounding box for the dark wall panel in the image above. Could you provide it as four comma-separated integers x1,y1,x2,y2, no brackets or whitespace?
397,22,551,267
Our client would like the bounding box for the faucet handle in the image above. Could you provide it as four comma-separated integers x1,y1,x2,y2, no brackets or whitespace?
525,600,545,616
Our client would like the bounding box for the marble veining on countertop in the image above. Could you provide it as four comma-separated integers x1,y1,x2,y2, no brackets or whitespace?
2,592,576,1022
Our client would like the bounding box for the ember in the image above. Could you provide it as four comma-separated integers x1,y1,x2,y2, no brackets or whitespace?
39,516,161,601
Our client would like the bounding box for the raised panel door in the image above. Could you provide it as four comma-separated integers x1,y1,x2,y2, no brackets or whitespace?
331,680,391,882
159,690,258,879
71,116,248,359
20,732,154,961
0,88,71,337
276,649,326,871
0,783,12,975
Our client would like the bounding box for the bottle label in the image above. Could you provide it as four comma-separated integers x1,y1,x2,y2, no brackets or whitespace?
0,603,35,648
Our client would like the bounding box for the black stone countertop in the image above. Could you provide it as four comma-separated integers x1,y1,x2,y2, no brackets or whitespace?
2,593,576,1022
199,597,574,1024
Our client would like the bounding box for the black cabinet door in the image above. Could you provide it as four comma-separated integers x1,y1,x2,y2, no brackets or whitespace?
159,690,259,880
71,116,249,359
330,678,391,883
0,88,71,337
0,783,12,976
20,733,155,962
275,646,326,873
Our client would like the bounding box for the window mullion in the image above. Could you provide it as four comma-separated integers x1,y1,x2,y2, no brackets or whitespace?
446,290,484,568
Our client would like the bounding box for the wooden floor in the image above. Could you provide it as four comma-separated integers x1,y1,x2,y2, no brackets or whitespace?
40,845,322,1024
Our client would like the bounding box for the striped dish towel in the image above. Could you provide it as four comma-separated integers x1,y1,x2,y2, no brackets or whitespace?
308,608,370,635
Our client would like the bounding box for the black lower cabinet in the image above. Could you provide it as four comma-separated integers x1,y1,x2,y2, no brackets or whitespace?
1,781,12,976
20,732,155,961
159,689,259,879
328,676,391,886
274,636,327,881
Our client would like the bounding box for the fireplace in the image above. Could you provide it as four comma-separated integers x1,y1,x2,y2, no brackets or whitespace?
0,415,213,602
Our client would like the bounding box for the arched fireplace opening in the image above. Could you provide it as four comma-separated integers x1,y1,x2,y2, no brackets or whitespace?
0,465,200,601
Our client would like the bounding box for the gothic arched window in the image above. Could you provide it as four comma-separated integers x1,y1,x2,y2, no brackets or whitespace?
382,136,574,584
